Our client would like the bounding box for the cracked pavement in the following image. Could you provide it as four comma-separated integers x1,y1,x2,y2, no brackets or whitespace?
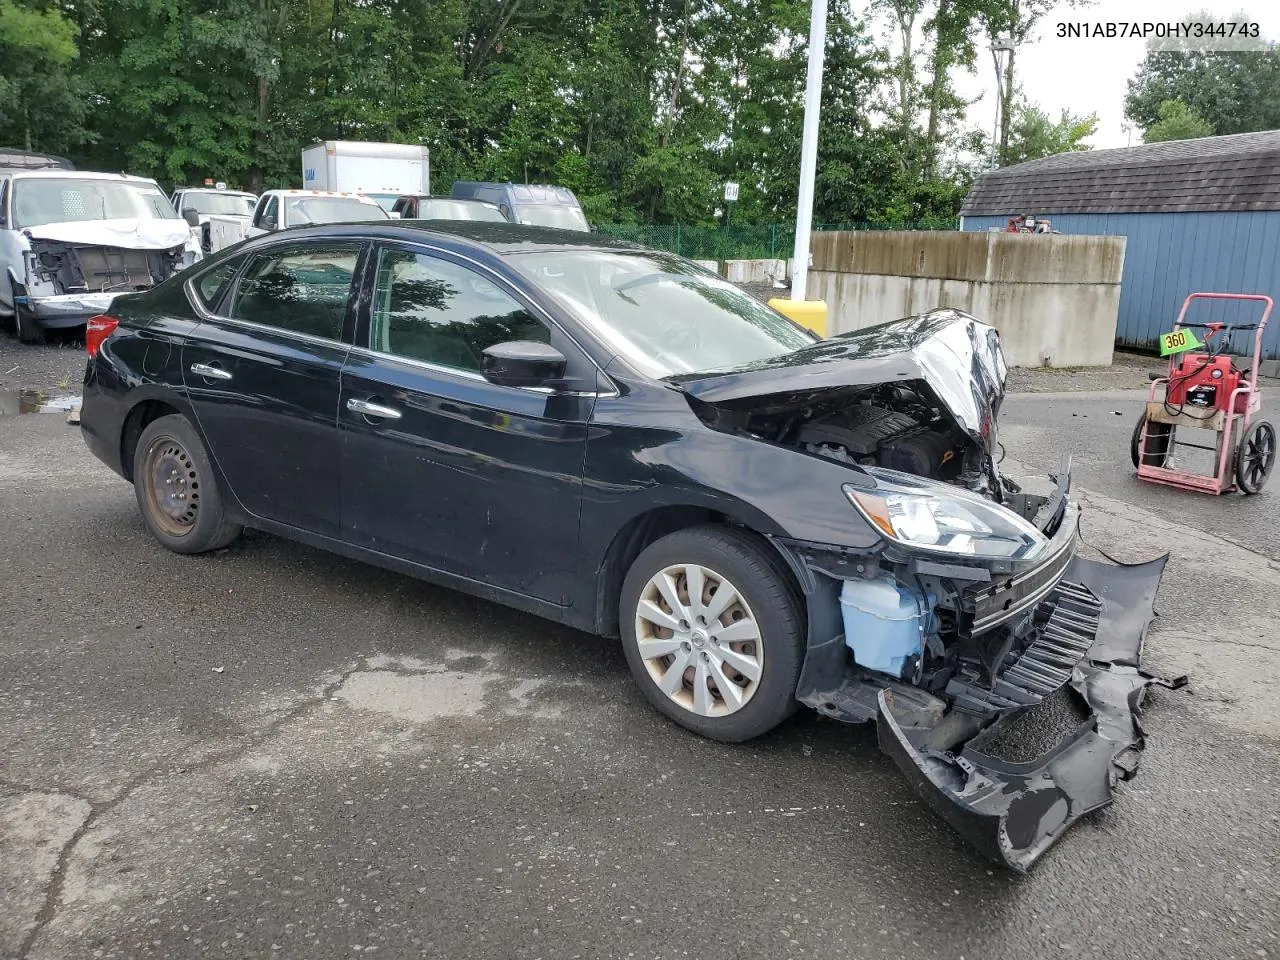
2,399,1279,960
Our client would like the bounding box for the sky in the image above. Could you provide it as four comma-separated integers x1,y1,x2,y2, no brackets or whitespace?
870,0,1278,150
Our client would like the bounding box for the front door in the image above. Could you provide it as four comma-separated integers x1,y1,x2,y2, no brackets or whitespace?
338,242,593,605
182,239,367,537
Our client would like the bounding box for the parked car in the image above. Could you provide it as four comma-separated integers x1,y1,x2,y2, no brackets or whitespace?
450,181,588,231
244,189,387,239
0,170,201,342
170,185,258,254
78,221,1170,871
390,194,508,222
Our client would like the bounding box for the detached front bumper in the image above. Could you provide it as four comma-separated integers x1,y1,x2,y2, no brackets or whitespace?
878,553,1185,871
17,291,121,327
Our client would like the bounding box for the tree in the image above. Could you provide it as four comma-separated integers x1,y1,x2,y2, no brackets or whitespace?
1125,11,1280,139
0,0,90,154
980,0,1083,166
1142,99,1214,143
1002,98,1096,165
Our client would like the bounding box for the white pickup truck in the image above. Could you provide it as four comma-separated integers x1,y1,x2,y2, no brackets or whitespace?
203,190,388,251
170,185,258,255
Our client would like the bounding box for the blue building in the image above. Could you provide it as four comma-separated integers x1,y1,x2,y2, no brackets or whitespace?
960,131,1280,360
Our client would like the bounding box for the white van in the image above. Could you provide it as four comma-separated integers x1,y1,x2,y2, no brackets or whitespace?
1,170,201,342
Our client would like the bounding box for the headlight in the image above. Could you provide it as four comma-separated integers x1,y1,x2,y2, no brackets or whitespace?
844,469,1046,560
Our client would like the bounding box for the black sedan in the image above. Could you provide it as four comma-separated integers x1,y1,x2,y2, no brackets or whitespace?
80,221,1174,870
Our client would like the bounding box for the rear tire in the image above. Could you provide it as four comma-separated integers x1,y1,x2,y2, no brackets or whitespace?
132,414,242,554
1236,419,1276,495
1131,414,1174,468
619,525,804,743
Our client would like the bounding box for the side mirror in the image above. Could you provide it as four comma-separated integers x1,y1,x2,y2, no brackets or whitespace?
481,341,566,388
182,208,200,227
388,211,402,219
262,216,277,230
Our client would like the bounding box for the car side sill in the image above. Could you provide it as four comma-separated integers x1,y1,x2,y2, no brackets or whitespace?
242,515,570,624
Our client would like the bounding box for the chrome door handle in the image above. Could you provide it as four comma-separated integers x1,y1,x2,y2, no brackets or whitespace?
190,362,232,381
347,397,402,420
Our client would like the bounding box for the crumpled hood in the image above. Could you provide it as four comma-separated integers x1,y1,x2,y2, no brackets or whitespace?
23,218,192,251
672,309,1009,455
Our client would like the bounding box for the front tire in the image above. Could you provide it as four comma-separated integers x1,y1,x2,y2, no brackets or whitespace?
14,304,43,344
619,525,804,743
132,414,242,554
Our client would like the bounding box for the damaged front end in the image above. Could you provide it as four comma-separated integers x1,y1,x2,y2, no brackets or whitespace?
15,220,199,326
678,311,1184,870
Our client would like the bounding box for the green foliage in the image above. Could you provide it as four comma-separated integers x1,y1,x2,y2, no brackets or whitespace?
15,0,1085,224
0,0,89,153
1002,98,1097,165
1125,11,1280,139
1142,99,1214,144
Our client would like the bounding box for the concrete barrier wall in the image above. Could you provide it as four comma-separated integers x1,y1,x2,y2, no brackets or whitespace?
807,231,1127,368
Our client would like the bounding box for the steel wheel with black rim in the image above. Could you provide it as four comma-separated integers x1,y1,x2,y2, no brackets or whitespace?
619,525,804,742
133,414,243,554
1235,419,1276,495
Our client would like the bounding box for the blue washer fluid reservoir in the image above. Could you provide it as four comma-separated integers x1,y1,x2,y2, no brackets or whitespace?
839,576,930,678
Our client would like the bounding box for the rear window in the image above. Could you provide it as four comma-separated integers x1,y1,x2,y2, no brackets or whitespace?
416,199,508,222
512,204,589,231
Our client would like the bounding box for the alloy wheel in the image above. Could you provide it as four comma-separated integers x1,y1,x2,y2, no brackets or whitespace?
633,563,763,717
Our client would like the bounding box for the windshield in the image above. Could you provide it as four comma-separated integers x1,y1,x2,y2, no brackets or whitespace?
179,192,256,217
13,178,177,228
513,204,589,232
285,196,389,225
365,193,401,211
513,250,817,377
418,199,508,222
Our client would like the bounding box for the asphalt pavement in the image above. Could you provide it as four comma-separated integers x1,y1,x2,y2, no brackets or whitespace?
1002,389,1280,561
2,398,1279,960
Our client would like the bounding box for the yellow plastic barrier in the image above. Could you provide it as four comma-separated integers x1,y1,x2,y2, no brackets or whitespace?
769,298,828,337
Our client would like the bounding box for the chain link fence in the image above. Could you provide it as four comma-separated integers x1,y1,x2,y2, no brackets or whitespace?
593,219,959,260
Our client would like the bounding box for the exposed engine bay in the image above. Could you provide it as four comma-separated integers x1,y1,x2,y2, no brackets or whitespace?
690,381,994,493
674,310,1183,871
27,237,187,295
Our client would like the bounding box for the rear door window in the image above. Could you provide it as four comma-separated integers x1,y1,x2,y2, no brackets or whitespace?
229,243,362,341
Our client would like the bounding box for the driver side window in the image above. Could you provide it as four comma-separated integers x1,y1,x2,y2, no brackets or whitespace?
253,195,278,229
369,247,549,374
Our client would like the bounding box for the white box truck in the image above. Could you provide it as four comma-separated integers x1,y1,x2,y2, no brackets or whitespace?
301,141,430,211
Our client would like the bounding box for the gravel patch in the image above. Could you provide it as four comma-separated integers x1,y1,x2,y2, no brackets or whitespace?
1006,351,1167,393
0,327,86,397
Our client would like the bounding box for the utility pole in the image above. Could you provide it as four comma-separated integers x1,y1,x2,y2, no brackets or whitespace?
789,0,827,302
989,37,1014,168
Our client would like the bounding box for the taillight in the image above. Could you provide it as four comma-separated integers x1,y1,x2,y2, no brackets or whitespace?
85,315,119,358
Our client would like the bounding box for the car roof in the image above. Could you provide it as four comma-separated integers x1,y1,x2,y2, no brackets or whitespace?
238,220,645,260
6,170,159,185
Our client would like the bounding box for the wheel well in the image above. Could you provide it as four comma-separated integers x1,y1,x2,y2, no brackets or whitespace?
120,400,181,481
593,506,799,638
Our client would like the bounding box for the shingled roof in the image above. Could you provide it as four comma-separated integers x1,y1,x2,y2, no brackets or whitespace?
960,130,1280,216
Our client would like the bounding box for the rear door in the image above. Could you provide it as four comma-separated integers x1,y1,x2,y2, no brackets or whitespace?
337,241,595,604
181,239,368,537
